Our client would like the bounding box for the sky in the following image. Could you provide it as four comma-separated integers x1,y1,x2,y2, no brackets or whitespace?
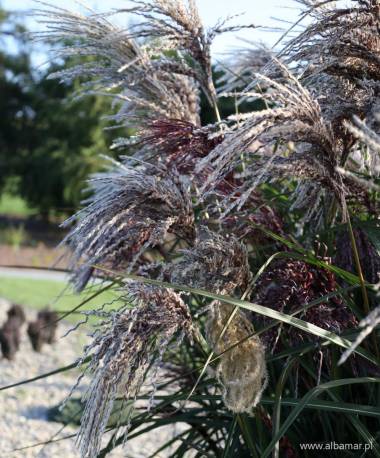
3,0,304,67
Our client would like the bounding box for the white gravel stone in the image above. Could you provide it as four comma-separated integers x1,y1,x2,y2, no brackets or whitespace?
0,300,188,458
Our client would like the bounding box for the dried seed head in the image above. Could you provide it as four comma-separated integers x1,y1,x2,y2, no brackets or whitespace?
252,258,358,351
62,161,195,291
170,227,251,295
207,302,267,413
137,118,223,175
169,228,266,411
77,283,193,458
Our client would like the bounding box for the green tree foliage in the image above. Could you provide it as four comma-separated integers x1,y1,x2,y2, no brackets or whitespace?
0,6,254,218
16,73,116,216
0,7,118,217
0,7,32,192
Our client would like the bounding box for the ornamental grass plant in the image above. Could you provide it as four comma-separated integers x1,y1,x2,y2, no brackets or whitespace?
6,1,380,456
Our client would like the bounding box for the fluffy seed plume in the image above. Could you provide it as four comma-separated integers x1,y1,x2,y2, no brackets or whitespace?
117,0,255,106
171,229,267,412
34,2,201,125
76,283,193,458
171,227,251,294
35,1,255,130
287,1,380,68
284,1,380,151
196,0,380,224
62,160,195,291
207,302,267,413
198,60,373,223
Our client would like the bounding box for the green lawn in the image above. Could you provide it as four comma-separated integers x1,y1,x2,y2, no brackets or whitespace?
0,193,36,216
0,277,122,323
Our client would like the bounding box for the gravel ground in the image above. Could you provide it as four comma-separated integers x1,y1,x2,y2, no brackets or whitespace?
0,298,187,458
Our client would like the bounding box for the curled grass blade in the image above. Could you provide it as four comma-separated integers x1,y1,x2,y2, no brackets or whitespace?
54,280,118,325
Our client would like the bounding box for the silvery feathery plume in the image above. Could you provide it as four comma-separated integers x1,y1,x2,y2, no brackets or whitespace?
280,1,380,135
116,0,255,109
62,159,195,291
76,283,193,458
197,60,372,223
171,228,267,412
197,0,380,223
34,1,254,128
283,1,380,89
33,2,201,125
217,46,272,94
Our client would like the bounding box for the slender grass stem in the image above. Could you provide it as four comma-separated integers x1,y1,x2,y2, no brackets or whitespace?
237,414,259,458
346,214,370,314
346,210,380,360
213,98,222,124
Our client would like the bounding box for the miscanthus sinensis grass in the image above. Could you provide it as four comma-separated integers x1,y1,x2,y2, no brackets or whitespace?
33,1,380,456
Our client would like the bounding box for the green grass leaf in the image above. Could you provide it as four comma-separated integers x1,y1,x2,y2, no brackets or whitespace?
261,377,380,458
106,271,379,366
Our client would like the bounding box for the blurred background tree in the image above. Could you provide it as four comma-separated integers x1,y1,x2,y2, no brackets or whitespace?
0,5,32,194
0,4,119,218
0,1,262,269
0,3,256,219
